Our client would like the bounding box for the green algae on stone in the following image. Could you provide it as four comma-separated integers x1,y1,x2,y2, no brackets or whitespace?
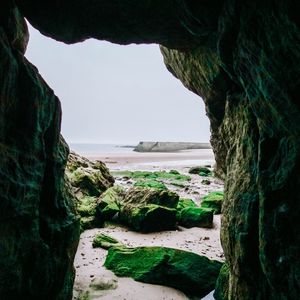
188,166,212,176
120,187,179,232
66,152,114,197
97,185,125,220
113,170,191,182
201,191,223,214
92,234,123,249
177,198,197,210
214,263,230,300
104,246,223,297
134,180,167,190
178,207,214,228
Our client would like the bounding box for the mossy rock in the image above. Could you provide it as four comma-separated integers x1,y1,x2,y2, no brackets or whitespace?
177,198,197,210
97,185,125,221
77,196,98,217
188,166,212,177
201,191,224,214
113,170,191,182
214,263,230,300
178,207,214,228
134,180,167,190
120,187,179,232
92,233,123,249
104,246,223,297
66,151,114,197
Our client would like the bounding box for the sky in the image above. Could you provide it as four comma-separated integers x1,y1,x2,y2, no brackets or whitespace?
25,24,210,145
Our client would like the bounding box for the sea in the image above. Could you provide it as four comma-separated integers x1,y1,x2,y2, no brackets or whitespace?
69,143,135,156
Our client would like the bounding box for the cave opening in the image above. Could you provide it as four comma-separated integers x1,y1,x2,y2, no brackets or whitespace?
24,23,224,300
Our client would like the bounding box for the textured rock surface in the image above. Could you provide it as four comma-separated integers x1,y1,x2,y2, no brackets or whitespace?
0,3,79,299
120,187,179,232
65,152,115,231
66,151,114,198
104,246,223,298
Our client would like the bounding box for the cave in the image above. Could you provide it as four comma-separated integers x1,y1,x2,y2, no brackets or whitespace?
0,1,299,300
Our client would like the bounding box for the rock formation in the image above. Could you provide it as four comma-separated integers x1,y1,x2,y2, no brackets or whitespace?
1,0,299,299
0,3,79,299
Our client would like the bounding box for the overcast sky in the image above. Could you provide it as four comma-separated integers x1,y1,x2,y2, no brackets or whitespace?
25,24,210,145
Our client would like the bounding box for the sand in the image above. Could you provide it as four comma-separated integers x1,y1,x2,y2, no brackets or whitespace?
73,149,223,300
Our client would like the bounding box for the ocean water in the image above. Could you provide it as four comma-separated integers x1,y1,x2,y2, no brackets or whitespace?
69,143,135,156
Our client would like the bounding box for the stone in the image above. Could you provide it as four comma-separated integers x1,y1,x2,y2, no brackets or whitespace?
96,185,125,221
214,263,230,300
0,4,79,298
119,187,179,232
201,179,211,185
104,246,223,298
66,151,114,197
178,207,214,228
188,166,212,176
201,191,223,214
92,234,123,250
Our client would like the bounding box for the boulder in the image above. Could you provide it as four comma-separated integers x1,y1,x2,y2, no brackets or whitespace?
97,185,125,221
66,151,114,197
104,246,223,298
214,263,230,300
188,166,212,176
119,187,179,232
201,191,224,214
92,234,123,250
178,207,214,228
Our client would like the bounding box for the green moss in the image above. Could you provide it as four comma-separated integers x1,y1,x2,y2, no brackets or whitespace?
120,187,179,232
80,216,97,231
97,186,125,220
77,196,97,217
126,204,177,232
113,170,191,182
134,180,167,190
178,207,214,228
104,246,223,297
177,198,197,210
92,234,122,249
214,263,230,300
201,191,224,214
189,166,212,176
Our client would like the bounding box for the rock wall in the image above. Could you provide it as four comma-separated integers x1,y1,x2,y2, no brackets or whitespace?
1,0,299,299
0,2,79,299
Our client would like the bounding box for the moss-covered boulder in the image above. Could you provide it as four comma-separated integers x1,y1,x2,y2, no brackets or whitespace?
188,166,212,176
120,187,179,232
92,234,123,250
65,152,115,230
104,246,223,297
214,263,230,300
97,185,125,221
201,191,224,214
77,196,102,230
66,151,114,197
178,207,214,228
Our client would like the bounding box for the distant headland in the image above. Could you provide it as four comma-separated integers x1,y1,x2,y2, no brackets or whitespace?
133,141,212,152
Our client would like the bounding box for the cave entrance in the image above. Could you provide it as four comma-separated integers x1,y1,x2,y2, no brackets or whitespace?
25,23,223,299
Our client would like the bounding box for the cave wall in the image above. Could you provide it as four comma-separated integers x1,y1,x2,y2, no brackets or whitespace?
0,2,80,299
0,0,299,299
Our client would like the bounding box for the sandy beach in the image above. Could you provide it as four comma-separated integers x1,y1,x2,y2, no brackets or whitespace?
73,149,224,300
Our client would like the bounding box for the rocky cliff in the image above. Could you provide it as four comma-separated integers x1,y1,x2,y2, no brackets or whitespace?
1,1,299,299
